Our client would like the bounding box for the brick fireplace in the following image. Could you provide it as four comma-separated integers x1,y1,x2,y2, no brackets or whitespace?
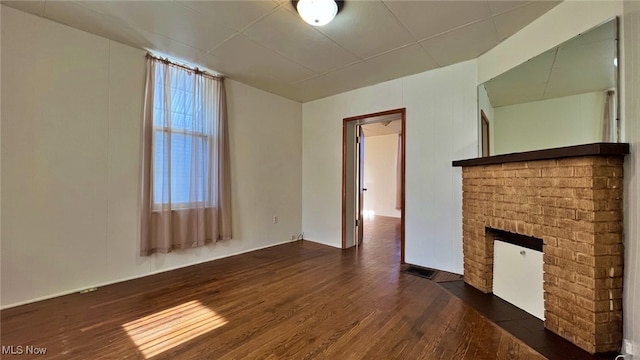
453,143,629,354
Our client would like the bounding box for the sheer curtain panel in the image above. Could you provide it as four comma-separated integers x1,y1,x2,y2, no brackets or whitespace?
140,56,232,256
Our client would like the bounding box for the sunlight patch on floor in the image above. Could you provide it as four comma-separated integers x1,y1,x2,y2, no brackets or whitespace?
122,300,228,359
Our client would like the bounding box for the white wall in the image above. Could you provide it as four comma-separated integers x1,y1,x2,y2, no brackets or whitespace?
0,6,302,308
493,91,605,154
622,1,640,356
302,60,477,274
363,134,400,218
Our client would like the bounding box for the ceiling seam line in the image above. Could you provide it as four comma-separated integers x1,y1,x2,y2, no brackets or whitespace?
489,15,501,42
66,1,212,56
379,1,441,67
379,1,420,43
490,1,533,18
416,17,490,44
542,47,560,99
237,2,284,34
235,34,320,77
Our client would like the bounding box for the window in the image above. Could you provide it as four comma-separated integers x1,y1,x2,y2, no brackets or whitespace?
152,66,210,207
141,55,232,255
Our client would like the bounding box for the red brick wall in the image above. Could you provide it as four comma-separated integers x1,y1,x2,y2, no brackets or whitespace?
461,156,624,353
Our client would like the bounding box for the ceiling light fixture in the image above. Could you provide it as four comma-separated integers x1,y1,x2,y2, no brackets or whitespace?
294,0,343,26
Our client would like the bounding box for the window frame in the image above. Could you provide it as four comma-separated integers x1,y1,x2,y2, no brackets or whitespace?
150,70,213,210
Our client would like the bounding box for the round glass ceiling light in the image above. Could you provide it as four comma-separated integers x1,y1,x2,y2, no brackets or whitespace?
296,0,338,26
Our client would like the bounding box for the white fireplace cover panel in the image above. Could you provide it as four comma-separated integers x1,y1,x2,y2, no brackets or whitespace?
493,240,545,320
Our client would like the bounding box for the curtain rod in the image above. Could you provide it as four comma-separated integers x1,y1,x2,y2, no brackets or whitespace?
146,53,223,81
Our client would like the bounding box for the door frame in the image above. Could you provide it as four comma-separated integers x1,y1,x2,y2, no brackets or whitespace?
357,125,365,247
481,110,490,157
341,108,406,263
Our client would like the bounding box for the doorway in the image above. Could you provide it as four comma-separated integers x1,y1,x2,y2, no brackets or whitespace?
341,108,406,263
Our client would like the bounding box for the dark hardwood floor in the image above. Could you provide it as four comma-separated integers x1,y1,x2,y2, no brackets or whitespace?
1,216,543,359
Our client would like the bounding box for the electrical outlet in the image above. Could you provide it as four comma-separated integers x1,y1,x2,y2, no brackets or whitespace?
290,234,297,240
273,215,278,224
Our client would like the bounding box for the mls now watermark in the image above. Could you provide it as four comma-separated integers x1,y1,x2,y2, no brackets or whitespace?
2,345,48,355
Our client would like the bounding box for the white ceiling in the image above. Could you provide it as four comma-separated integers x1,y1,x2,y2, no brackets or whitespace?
2,0,560,102
362,119,402,137
483,19,617,107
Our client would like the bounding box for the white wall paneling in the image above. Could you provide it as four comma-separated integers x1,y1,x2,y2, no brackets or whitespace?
302,60,477,274
1,6,302,308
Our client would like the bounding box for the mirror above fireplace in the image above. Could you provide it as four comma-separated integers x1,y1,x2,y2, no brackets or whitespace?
479,18,619,156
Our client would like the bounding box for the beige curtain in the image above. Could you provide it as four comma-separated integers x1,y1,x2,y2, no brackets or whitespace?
395,133,402,210
140,56,232,256
602,90,615,142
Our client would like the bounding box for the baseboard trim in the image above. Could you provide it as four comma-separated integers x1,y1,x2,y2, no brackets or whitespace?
300,238,341,249
1,239,295,310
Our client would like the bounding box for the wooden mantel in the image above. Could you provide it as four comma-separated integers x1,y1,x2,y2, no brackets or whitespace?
452,143,630,167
